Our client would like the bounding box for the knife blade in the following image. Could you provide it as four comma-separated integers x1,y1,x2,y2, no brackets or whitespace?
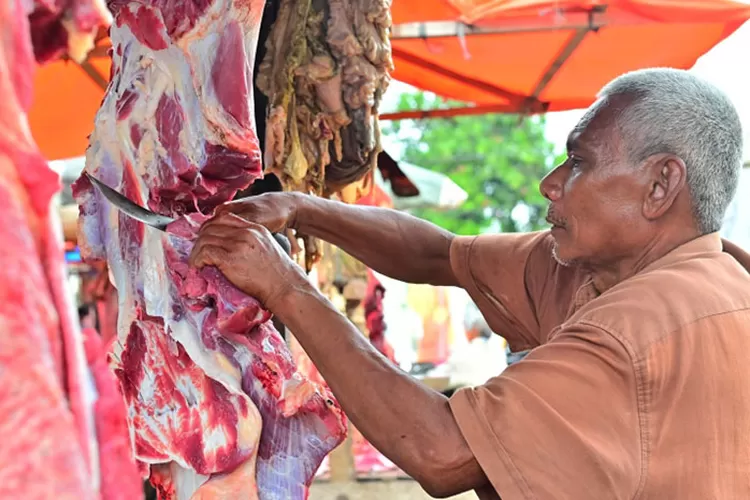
85,172,176,231
84,172,292,253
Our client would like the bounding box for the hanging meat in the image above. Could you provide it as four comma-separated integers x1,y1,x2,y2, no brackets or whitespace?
257,0,393,267
0,0,121,498
29,0,112,63
73,0,348,497
258,0,393,194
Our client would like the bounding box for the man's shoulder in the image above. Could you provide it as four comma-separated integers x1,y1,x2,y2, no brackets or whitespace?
465,230,552,261
468,231,587,291
571,251,750,356
451,230,588,351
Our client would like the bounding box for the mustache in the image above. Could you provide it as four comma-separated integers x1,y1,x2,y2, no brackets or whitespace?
545,207,566,227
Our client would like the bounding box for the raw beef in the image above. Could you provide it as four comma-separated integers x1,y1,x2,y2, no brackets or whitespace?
73,0,348,496
0,0,111,497
363,270,394,363
82,328,144,500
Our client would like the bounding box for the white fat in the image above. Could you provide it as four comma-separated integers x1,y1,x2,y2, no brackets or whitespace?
203,424,229,450
261,336,274,353
171,462,209,500
141,232,170,317
167,317,241,391
278,373,317,417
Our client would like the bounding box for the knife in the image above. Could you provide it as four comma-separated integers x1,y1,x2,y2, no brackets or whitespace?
84,172,292,253
85,172,176,230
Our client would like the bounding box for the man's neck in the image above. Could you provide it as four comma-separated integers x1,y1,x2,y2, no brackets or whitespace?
587,231,700,294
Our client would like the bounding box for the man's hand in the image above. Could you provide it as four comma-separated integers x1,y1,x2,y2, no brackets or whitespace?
189,214,487,497
214,192,300,233
212,191,457,287
188,212,308,310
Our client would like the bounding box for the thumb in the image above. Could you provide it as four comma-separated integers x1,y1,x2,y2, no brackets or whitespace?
214,200,247,217
191,244,230,270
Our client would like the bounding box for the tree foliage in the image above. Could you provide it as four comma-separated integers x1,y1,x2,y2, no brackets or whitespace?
384,91,565,235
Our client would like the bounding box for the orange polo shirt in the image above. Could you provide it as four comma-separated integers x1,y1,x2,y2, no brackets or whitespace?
449,231,750,500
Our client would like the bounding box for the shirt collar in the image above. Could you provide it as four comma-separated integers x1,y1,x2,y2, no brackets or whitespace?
640,232,722,275
569,233,722,315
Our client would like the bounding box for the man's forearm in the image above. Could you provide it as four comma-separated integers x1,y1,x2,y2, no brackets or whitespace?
291,194,457,286
273,283,487,496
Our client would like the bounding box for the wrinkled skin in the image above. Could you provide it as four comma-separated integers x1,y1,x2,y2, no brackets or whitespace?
189,213,308,309
539,95,699,292
215,192,299,234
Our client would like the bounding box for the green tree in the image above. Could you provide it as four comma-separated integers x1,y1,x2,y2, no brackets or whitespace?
384,91,565,235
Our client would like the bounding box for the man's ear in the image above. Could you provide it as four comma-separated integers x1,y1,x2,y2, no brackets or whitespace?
642,154,687,221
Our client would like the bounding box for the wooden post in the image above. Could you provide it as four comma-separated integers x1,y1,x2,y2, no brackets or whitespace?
327,423,355,482
326,278,368,483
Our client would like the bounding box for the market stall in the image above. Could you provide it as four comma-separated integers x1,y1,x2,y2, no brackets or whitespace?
52,147,476,481
27,0,750,161
8,0,750,498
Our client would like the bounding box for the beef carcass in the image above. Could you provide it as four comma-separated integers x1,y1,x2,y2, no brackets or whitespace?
73,0,348,496
82,328,144,500
0,0,113,497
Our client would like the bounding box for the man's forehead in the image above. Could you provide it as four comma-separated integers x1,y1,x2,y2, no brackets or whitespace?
566,97,622,152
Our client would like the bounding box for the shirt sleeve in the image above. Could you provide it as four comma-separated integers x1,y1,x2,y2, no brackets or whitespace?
450,231,580,351
448,323,642,500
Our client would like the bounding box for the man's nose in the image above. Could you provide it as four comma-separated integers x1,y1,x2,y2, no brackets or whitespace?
539,165,564,201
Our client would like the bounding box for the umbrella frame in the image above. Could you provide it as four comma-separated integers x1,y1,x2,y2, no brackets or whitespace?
386,6,607,118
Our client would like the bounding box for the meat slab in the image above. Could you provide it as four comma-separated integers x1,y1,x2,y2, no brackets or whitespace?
73,0,347,496
0,0,122,497
83,328,145,500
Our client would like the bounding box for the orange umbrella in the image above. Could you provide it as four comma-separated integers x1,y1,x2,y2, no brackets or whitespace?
28,0,750,160
385,0,750,119
29,51,110,161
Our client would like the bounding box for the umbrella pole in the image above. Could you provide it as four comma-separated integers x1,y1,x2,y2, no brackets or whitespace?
390,8,606,40
524,25,592,114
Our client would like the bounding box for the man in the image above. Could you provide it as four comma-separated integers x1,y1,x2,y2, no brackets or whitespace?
189,68,750,499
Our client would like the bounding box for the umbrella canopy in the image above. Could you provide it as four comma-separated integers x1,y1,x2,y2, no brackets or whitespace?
28,0,750,160
30,51,109,162
385,0,750,119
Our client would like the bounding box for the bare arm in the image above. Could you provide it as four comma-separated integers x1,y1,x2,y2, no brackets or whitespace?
274,283,489,497
189,215,490,497
291,193,458,286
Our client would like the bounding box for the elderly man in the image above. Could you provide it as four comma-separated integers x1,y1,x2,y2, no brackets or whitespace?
189,68,750,499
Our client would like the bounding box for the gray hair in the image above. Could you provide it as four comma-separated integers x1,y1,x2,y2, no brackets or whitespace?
597,68,744,234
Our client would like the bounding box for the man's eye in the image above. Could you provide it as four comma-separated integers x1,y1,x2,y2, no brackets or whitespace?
569,157,583,169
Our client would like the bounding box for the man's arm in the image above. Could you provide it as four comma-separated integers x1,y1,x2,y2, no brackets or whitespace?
274,283,489,497
219,192,459,286
189,215,489,496
293,194,458,286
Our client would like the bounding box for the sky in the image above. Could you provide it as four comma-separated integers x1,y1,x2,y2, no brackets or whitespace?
380,19,750,162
